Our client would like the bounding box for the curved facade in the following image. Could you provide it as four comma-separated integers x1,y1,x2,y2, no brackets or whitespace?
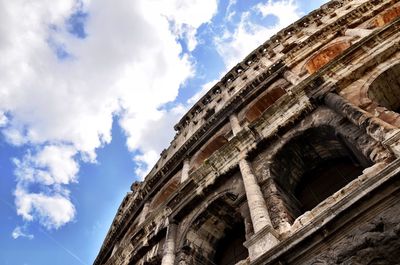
94,0,400,264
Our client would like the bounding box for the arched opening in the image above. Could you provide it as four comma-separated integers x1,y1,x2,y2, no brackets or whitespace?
181,195,249,264
305,41,351,74
245,85,286,123
295,157,363,213
368,63,400,113
270,126,370,220
150,175,180,209
373,5,400,27
191,135,228,170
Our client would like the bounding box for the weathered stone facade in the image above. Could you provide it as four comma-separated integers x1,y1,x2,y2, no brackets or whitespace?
94,0,400,264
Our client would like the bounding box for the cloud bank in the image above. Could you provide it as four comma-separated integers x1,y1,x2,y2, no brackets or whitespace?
0,0,216,230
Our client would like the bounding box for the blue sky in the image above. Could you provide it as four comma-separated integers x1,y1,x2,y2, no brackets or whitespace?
0,0,327,264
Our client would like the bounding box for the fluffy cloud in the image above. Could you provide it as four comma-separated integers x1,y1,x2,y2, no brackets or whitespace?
150,0,218,51
0,0,217,230
14,187,76,230
130,104,187,178
1,0,312,232
215,0,301,69
13,145,78,186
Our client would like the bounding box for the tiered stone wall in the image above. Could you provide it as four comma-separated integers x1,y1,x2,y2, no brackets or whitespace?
94,1,400,264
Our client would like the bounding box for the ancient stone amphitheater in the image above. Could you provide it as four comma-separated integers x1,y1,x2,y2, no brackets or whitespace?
94,0,400,264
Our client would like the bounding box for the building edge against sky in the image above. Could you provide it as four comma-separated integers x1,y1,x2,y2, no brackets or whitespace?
95,0,400,264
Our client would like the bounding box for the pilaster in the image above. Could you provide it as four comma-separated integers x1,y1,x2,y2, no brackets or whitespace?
344,28,373,38
180,158,190,183
138,202,150,225
283,70,301,86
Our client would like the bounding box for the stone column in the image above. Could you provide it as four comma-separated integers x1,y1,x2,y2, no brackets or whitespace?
161,222,178,265
230,112,274,231
138,202,150,225
180,158,190,183
238,159,273,233
324,92,397,142
239,159,279,261
239,199,254,240
229,114,241,136
231,112,279,260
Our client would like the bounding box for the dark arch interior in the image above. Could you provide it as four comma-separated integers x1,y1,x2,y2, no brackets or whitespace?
183,196,249,265
214,222,248,265
270,126,370,220
368,63,400,113
295,157,363,213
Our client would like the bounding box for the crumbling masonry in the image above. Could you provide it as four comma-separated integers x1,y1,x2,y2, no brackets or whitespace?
94,0,400,264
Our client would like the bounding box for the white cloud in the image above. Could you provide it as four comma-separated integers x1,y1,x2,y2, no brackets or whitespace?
256,0,300,26
13,145,78,186
12,226,34,240
150,0,218,51
14,187,76,230
225,0,238,21
0,0,217,229
0,112,8,127
134,150,160,178
128,104,187,179
215,0,301,69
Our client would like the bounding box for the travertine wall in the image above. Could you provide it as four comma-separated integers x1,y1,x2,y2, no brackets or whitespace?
94,1,400,264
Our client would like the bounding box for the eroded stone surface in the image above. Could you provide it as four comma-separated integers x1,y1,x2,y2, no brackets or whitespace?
308,203,400,265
